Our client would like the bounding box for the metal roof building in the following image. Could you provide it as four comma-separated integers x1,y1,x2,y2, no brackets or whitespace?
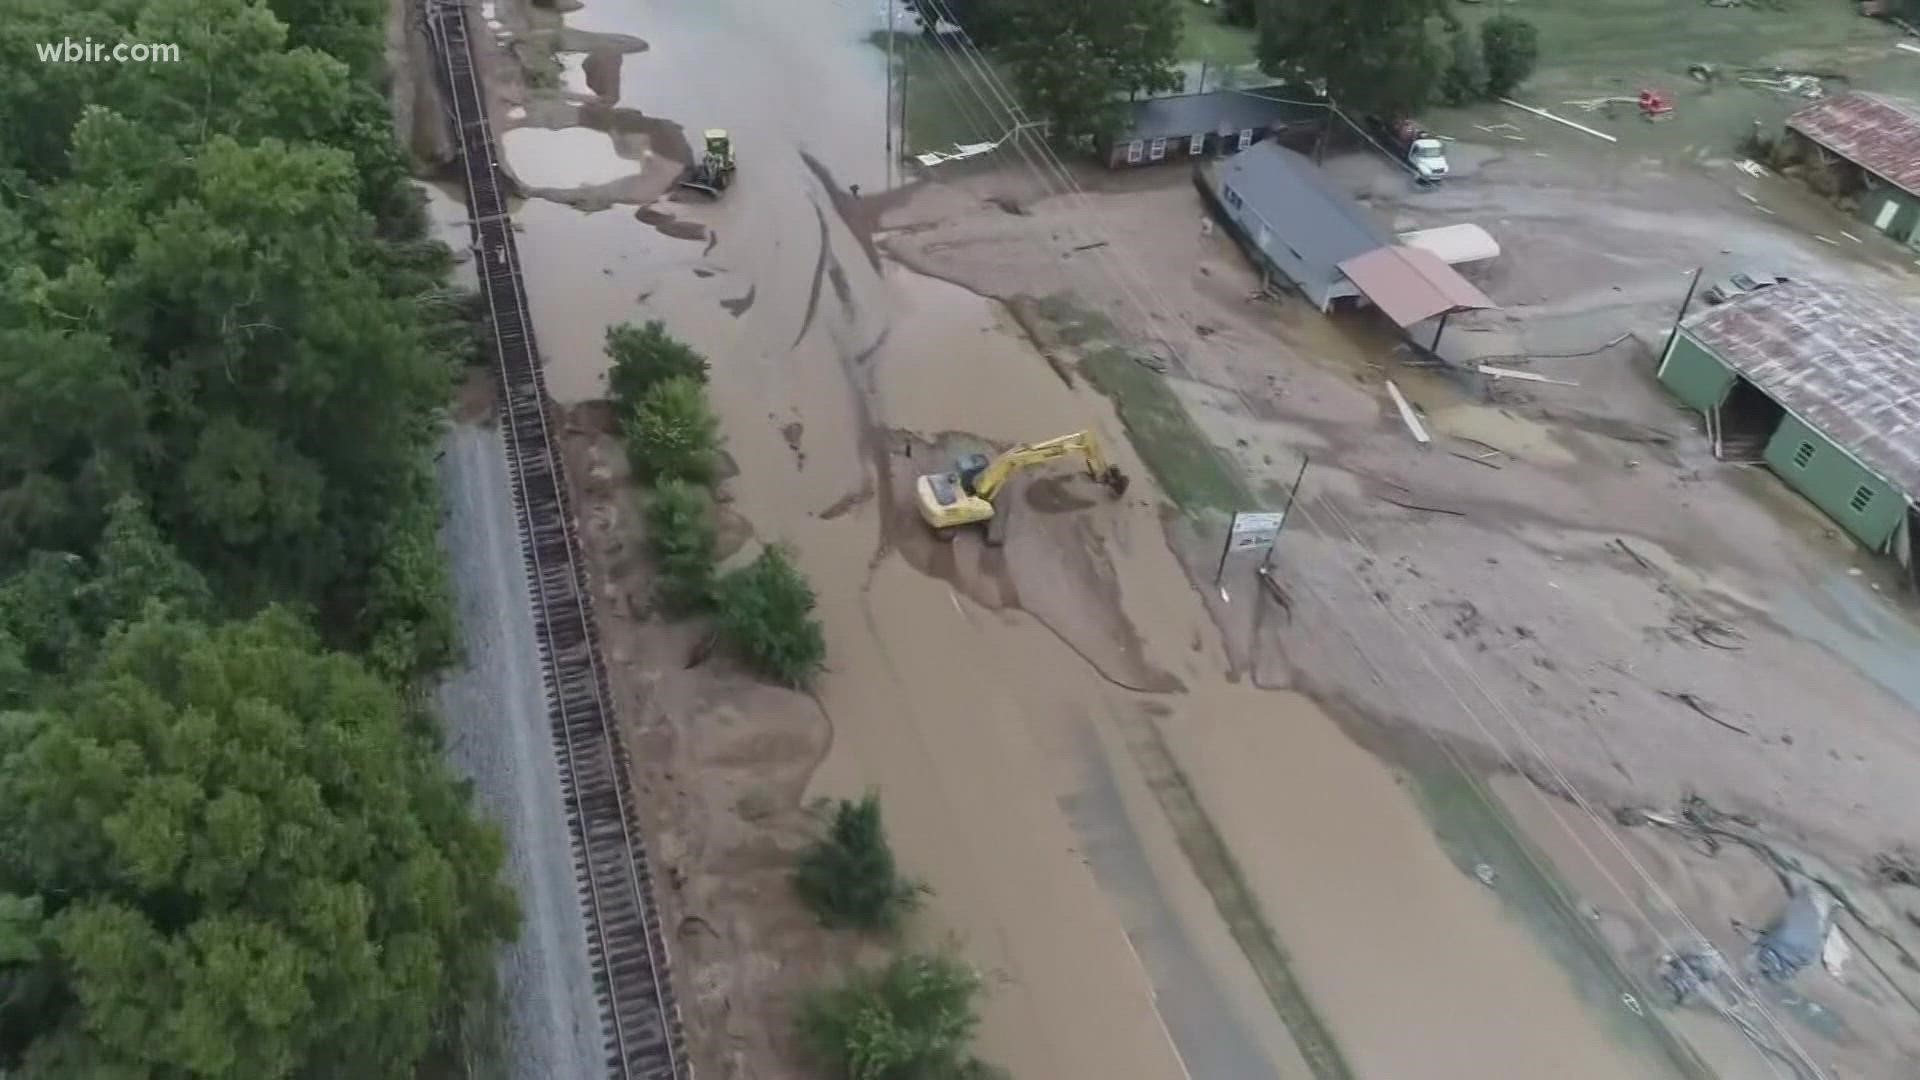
1785,92,1920,246
1658,278,1920,564
1101,86,1323,168
1200,143,1393,308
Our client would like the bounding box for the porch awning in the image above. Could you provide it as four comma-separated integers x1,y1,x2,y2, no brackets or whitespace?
1337,245,1498,328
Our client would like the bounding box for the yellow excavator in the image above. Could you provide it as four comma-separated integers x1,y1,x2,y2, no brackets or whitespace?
915,431,1129,545
678,129,737,198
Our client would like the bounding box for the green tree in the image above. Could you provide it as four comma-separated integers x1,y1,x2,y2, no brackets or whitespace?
1222,0,1258,29
1479,14,1540,99
0,609,516,1076
625,375,722,484
605,320,709,413
713,545,826,687
793,793,926,932
1257,0,1449,118
644,479,719,613
796,951,1004,1080
1001,0,1183,143
1439,24,1486,107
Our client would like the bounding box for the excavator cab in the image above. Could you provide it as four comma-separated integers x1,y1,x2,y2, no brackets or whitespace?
679,128,737,198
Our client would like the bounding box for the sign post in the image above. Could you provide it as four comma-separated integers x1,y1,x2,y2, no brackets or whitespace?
1259,454,1312,577
1215,510,1288,601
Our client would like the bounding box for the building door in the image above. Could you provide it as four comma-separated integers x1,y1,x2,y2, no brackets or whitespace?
1874,198,1900,233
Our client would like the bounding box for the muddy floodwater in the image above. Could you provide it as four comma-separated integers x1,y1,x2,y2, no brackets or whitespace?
488,0,1704,1076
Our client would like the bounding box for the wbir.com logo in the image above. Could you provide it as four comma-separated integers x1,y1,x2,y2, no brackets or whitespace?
36,37,181,64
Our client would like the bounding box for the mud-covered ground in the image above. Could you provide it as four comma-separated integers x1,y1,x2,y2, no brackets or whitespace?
418,0,1920,1077
879,107,1920,1080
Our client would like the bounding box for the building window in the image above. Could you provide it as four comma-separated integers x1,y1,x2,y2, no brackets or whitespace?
1791,441,1815,468
1223,184,1243,210
1237,128,1254,151
1189,133,1205,156
1149,136,1167,161
1849,485,1875,513
1125,140,1143,164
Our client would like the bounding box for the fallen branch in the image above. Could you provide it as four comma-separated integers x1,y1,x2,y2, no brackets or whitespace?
1071,240,1109,252
1659,690,1751,736
1499,97,1620,143
1377,493,1465,516
1614,537,1656,574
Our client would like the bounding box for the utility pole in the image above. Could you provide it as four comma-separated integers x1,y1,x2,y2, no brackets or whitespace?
1659,266,1705,368
885,0,896,174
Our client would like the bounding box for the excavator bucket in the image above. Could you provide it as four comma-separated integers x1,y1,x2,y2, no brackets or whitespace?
1100,465,1130,497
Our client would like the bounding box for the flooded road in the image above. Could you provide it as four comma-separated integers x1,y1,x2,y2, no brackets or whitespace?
510,0,1684,1076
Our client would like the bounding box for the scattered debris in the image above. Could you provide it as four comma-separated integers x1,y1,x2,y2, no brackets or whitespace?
1562,95,1638,112
1659,689,1752,736
1384,379,1431,444
1473,862,1498,887
1376,491,1466,516
1499,97,1620,143
1735,158,1769,178
1899,42,1920,56
1071,240,1109,252
1839,230,1862,243
1813,235,1838,245
1738,73,1826,99
1448,449,1503,469
1822,922,1853,978
1753,881,1836,981
1477,363,1580,386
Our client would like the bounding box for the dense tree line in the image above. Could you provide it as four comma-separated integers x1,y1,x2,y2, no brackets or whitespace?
1255,0,1539,118
0,0,516,1074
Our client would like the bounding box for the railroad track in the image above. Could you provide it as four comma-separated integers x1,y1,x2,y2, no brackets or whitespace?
421,3,689,1077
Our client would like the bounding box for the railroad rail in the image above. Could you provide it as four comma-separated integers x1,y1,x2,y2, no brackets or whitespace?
421,3,689,1077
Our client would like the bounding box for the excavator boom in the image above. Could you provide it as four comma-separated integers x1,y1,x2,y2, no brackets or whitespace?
915,429,1128,540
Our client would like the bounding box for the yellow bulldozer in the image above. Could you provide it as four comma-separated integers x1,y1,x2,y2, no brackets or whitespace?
678,129,736,198
914,431,1129,545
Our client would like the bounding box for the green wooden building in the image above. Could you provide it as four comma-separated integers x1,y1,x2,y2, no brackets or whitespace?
1658,280,1919,575
1785,92,1920,249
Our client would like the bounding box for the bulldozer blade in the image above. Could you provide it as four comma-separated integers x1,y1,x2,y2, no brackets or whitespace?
677,180,721,198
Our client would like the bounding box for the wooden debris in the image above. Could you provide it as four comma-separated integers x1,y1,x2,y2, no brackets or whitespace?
1840,230,1862,243
1813,235,1838,245
1895,42,1920,55
1449,450,1503,469
1385,380,1430,445
1071,240,1109,252
1614,538,1655,574
1378,493,1466,516
1478,363,1579,386
1499,97,1619,143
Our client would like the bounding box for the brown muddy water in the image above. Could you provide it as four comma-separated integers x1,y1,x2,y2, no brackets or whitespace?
500,126,638,188
505,0,1687,1076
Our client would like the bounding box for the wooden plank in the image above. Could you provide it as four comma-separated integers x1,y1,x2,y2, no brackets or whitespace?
1477,363,1580,387
1384,379,1430,444
1499,98,1619,143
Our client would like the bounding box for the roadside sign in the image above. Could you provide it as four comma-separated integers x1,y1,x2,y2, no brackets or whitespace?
1228,511,1286,551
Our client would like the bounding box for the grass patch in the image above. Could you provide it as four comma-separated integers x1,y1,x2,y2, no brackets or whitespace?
869,30,1019,156
1406,768,1718,1080
1179,4,1258,67
1081,345,1243,517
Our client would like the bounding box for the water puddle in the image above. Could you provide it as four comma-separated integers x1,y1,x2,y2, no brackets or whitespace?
501,127,636,189
416,181,479,292
1776,571,1920,713
555,51,591,96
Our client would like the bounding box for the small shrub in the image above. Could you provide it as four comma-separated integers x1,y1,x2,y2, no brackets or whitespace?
1440,26,1486,107
796,951,1006,1080
1480,14,1540,99
793,793,926,931
606,320,709,411
644,479,718,613
713,545,825,686
625,375,721,484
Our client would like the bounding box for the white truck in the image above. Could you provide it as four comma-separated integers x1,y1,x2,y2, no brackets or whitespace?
1370,117,1450,183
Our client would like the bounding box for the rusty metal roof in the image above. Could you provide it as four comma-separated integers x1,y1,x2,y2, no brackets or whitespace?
1683,279,1920,499
1336,245,1497,328
1786,91,1920,197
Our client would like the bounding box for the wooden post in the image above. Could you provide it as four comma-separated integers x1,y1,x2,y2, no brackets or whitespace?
1430,309,1453,354
1660,266,1705,367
